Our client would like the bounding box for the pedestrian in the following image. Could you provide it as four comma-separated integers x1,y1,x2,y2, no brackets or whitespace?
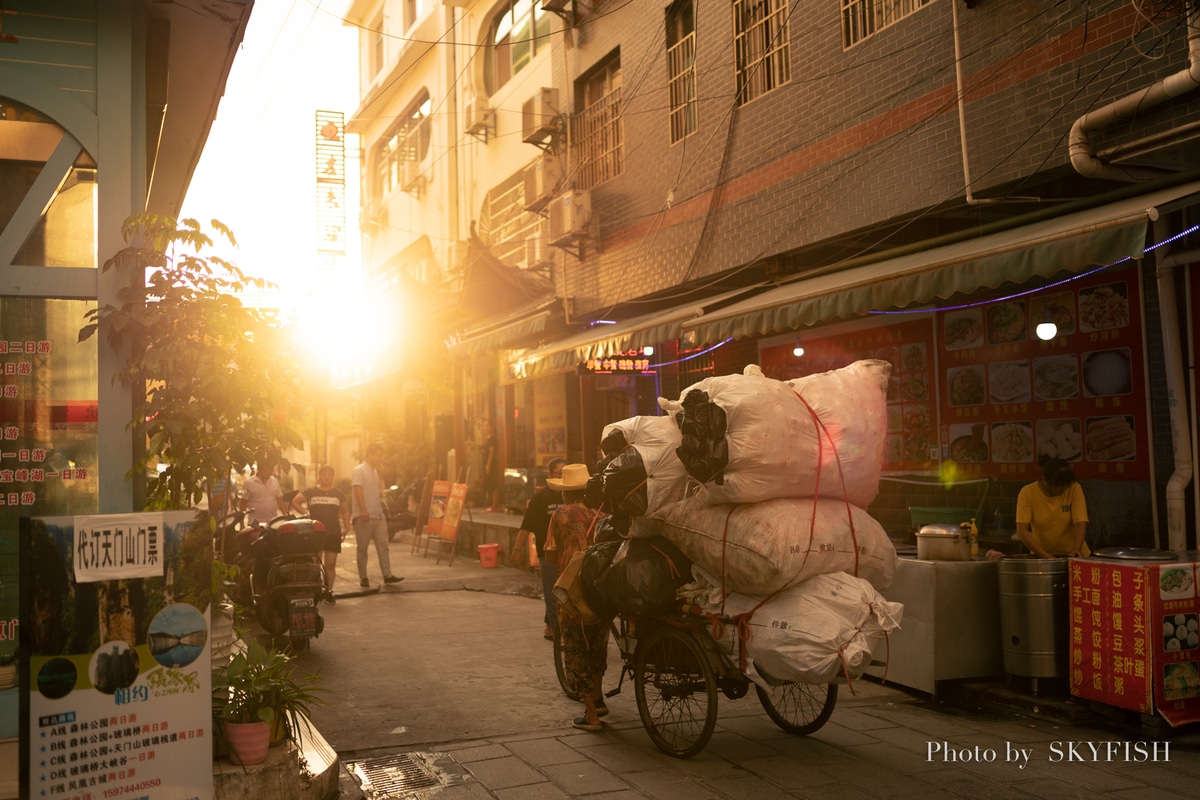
352,443,404,588
292,465,351,604
518,457,565,640
1015,456,1091,558
241,455,286,525
544,463,610,731
482,420,501,512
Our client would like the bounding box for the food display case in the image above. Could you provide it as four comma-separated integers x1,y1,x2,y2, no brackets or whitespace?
1070,556,1200,726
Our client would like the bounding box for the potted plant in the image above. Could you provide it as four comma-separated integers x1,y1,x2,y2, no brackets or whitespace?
212,639,325,765
0,647,16,690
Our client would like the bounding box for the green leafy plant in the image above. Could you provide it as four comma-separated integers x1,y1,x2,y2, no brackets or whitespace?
0,648,16,667
79,213,304,514
212,639,326,741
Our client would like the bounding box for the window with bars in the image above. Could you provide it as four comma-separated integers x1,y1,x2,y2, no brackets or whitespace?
374,91,432,198
487,0,553,94
733,0,790,106
574,56,623,190
479,164,548,268
841,0,933,49
666,0,697,144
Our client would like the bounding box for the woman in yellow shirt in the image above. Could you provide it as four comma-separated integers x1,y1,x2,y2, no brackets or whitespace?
1015,457,1090,558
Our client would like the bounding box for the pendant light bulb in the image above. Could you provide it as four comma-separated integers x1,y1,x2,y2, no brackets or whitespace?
792,338,805,357
1035,320,1058,341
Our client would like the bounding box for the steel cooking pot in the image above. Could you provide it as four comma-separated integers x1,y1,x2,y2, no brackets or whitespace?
916,523,972,561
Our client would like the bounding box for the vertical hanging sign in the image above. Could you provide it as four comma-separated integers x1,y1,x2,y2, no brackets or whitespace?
315,110,347,281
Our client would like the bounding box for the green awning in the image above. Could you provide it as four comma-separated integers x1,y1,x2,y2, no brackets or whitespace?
684,180,1200,343
445,297,558,356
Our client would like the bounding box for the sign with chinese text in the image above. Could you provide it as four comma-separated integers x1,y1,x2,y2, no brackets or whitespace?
22,511,213,800
73,513,164,582
579,349,655,375
439,483,469,543
534,376,567,466
425,480,451,536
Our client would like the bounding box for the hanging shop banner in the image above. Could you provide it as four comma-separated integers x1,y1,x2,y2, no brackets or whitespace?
533,376,568,466
1071,558,1200,726
21,511,213,800
760,316,938,472
936,267,1148,481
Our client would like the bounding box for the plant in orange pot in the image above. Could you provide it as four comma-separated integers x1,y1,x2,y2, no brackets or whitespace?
0,647,16,690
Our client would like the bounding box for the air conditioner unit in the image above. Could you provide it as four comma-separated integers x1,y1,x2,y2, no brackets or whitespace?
523,153,563,212
526,233,553,269
402,160,423,192
548,190,592,246
542,0,571,11
463,94,493,136
522,88,560,144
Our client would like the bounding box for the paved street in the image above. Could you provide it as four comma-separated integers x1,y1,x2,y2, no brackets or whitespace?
291,531,1200,799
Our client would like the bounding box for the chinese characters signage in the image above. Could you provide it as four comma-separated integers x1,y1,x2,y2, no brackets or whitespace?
73,514,164,582
579,349,655,375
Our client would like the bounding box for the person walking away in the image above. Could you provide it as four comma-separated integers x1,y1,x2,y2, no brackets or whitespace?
353,443,404,588
544,463,610,731
1015,456,1091,558
518,458,565,640
482,420,501,512
242,456,286,525
292,465,351,603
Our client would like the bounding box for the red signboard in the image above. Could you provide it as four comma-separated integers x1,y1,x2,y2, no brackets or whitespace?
1071,558,1200,726
425,479,451,536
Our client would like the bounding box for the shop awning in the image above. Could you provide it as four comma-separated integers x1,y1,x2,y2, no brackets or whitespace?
683,180,1200,343
445,296,559,356
507,287,760,380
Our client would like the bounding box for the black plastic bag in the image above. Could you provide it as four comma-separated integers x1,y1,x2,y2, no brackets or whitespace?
579,540,621,622
674,389,729,485
594,536,693,616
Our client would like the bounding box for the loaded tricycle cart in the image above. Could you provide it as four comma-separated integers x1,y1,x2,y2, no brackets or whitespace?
556,607,838,759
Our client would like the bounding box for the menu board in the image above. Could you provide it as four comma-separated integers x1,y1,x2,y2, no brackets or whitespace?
936,268,1147,481
760,317,937,472
1071,558,1200,726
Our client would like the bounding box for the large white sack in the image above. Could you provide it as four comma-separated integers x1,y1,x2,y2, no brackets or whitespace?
650,496,896,592
706,574,903,685
659,360,889,507
602,416,689,516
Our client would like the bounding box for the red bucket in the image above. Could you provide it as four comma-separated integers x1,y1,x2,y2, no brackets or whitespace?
477,543,500,568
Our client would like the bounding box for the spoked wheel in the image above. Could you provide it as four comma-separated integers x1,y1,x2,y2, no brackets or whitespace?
756,680,837,735
553,628,580,701
633,626,718,759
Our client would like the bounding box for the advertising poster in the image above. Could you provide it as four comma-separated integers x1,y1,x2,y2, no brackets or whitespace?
936,267,1148,481
440,483,470,543
533,376,567,466
425,480,451,536
21,511,212,800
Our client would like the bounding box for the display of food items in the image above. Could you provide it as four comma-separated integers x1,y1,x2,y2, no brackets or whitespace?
948,423,988,462
901,374,928,401
1160,569,1196,598
901,343,927,372
1036,418,1082,461
1029,291,1076,336
944,310,984,350
887,405,902,432
1083,348,1132,396
1078,282,1130,331
874,346,901,374
1162,613,1199,653
986,301,1027,344
948,365,985,406
902,403,931,431
1163,661,1200,700
904,432,932,462
1086,415,1136,461
990,422,1034,463
988,360,1031,403
1033,354,1079,400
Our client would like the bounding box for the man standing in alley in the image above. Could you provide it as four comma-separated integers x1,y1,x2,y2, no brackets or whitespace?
352,443,404,589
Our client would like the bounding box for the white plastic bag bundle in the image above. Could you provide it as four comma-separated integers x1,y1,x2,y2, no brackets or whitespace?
718,573,903,685
601,416,689,516
650,496,896,592
659,361,890,508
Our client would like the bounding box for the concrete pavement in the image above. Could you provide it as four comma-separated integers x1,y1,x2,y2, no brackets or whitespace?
297,530,1200,800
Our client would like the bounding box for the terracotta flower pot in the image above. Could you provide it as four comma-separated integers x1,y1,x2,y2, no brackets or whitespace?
221,720,270,766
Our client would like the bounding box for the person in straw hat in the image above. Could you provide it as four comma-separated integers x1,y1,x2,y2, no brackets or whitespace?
544,462,611,731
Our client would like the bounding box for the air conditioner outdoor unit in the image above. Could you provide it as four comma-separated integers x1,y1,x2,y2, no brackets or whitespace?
523,153,563,212
402,160,423,192
548,190,592,246
463,95,493,136
522,88,560,144
526,233,553,269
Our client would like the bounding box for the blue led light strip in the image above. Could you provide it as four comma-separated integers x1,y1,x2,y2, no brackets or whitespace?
868,224,1200,316
647,337,733,368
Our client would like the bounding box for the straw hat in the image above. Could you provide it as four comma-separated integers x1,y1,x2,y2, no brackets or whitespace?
547,463,590,492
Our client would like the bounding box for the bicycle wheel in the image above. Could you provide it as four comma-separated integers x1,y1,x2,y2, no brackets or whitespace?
633,626,718,759
756,681,837,735
553,629,580,701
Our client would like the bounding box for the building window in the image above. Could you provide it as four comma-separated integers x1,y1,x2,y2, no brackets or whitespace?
575,55,622,190
479,163,548,269
374,90,432,198
666,0,697,144
369,13,384,77
841,0,933,49
488,0,552,94
733,0,790,105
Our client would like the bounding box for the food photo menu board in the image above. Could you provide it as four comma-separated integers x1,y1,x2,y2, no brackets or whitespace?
936,267,1148,481
759,317,937,472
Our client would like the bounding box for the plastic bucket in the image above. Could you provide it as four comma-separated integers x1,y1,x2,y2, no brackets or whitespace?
478,543,500,569
998,555,1068,678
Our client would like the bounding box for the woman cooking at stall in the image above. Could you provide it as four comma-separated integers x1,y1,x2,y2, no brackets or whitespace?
1014,457,1091,558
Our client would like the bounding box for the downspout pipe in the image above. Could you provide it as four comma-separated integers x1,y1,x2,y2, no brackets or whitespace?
1153,217,1200,552
1071,3,1200,181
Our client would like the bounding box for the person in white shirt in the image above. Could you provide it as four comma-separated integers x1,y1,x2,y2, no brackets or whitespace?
241,457,285,525
352,443,403,589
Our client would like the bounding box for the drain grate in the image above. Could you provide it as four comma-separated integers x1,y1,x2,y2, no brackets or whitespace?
350,752,441,797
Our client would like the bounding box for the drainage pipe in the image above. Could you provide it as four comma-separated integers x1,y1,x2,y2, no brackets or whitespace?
1070,3,1200,181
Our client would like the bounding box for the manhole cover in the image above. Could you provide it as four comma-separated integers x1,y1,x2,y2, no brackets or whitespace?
349,752,457,798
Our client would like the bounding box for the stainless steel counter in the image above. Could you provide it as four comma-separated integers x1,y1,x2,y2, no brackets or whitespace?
865,557,1003,695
